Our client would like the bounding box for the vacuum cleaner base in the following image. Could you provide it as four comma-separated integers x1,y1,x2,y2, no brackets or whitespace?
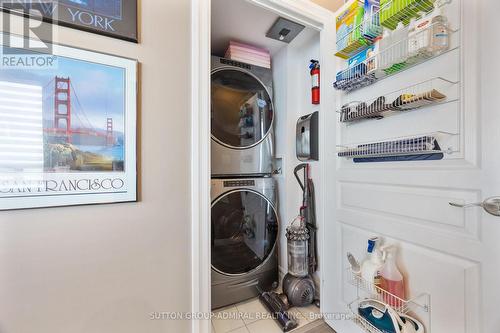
259,292,298,332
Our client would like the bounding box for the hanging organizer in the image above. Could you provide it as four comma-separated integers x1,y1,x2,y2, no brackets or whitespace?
346,268,430,333
338,77,459,123
334,0,458,93
335,1,382,60
337,132,458,162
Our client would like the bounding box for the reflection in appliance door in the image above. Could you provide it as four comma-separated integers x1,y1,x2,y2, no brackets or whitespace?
211,190,278,275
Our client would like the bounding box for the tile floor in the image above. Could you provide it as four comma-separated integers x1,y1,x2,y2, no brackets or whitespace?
211,298,322,333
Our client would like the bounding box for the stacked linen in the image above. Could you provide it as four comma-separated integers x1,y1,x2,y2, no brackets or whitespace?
225,41,271,68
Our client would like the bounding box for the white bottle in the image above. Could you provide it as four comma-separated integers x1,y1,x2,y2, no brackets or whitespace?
431,11,449,55
361,237,385,290
391,22,409,67
406,17,418,64
378,29,392,71
409,8,445,59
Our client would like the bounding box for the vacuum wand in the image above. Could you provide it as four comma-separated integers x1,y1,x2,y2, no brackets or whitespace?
294,163,318,275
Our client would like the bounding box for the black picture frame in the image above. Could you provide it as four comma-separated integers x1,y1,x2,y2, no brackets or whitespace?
1,0,138,43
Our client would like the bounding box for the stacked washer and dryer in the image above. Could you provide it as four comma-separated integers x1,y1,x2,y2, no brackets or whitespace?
210,56,280,309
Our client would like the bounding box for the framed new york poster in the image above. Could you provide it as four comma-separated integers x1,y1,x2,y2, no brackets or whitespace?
0,33,138,210
1,0,138,43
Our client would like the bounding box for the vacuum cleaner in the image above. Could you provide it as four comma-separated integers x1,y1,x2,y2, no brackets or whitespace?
259,163,318,332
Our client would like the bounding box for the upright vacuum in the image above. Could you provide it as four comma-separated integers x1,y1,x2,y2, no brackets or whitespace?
259,163,318,332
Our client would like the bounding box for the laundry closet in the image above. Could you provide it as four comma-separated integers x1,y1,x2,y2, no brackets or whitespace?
204,0,500,332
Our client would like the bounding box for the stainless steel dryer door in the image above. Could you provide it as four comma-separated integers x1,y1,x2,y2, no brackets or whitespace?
211,189,278,275
211,69,274,149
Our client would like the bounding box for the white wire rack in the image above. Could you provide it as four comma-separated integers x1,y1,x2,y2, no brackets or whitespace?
346,268,430,333
379,0,440,30
338,77,458,123
347,268,430,314
337,131,458,160
335,2,382,59
334,5,458,92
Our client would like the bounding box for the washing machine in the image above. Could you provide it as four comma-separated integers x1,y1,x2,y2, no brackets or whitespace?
211,56,275,177
211,177,279,309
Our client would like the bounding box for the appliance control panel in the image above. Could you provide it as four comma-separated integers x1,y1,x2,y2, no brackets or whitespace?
224,180,255,187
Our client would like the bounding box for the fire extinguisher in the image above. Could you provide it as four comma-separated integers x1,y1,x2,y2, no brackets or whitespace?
310,59,320,105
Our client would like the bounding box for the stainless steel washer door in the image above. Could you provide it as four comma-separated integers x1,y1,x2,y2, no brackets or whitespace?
211,69,274,150
211,189,278,275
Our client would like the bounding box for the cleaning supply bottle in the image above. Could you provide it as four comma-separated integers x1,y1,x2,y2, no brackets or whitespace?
430,9,449,55
406,16,418,64
380,246,405,307
378,29,392,72
385,22,409,75
361,237,385,291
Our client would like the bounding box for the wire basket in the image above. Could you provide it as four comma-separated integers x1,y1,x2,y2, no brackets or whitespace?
334,0,458,93
337,132,458,161
338,77,458,123
335,2,383,59
346,268,430,333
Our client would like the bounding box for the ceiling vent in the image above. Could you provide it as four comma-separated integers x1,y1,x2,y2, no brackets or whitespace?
266,17,305,43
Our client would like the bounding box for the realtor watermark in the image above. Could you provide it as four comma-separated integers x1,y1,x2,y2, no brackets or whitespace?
0,0,58,69
148,311,353,321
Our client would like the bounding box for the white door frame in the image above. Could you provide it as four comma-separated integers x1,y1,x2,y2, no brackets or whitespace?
190,1,333,332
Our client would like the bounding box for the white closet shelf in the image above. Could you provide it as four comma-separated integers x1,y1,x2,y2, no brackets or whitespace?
346,268,430,333
338,77,459,123
337,131,458,160
334,23,459,93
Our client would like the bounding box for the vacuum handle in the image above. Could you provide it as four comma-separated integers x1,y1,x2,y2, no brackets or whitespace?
294,164,308,192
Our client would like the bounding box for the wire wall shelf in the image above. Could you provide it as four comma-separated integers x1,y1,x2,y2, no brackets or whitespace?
335,3,382,59
338,77,458,123
346,268,430,333
334,22,458,93
337,132,458,161
335,0,453,59
379,0,449,30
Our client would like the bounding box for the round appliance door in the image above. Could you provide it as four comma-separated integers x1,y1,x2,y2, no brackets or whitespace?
211,189,278,275
211,69,273,149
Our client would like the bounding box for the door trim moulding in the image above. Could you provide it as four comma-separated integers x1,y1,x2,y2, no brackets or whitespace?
190,1,332,333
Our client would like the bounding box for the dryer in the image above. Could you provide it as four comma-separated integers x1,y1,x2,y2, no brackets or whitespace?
211,177,279,309
211,56,275,177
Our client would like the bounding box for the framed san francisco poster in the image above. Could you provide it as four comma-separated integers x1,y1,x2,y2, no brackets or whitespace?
0,33,137,210
1,0,138,43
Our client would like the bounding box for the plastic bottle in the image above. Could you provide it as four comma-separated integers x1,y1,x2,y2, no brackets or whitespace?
380,246,405,307
408,7,447,60
392,22,409,62
431,11,449,55
361,237,385,291
385,22,409,74
378,29,392,71
406,17,418,64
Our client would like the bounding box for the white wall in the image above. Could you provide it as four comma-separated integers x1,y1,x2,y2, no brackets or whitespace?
0,1,192,332
272,29,321,288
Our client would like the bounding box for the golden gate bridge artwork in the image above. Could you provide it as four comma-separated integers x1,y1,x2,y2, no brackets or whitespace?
42,76,124,172
44,76,115,146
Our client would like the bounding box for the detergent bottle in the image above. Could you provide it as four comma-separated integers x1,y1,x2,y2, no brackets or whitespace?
380,246,405,307
361,237,385,291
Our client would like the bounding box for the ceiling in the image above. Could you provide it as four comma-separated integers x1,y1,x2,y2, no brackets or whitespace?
211,0,297,56
211,0,342,57
311,0,344,12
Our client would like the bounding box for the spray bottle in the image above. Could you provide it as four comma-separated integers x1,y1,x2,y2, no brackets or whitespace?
380,246,405,307
361,237,384,290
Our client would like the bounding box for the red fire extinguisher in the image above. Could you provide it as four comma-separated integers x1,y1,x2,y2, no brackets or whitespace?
310,59,320,105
